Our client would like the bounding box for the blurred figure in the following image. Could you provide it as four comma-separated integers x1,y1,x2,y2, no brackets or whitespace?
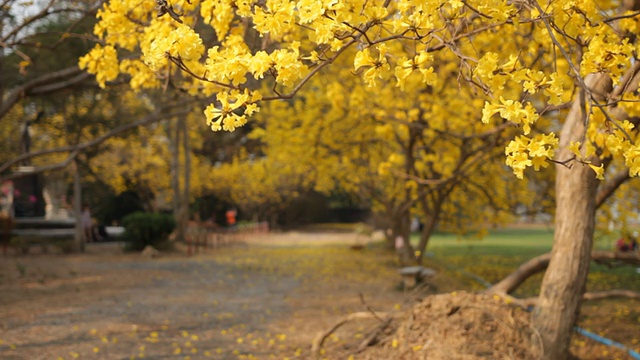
616,236,630,252
226,208,237,229
82,204,94,243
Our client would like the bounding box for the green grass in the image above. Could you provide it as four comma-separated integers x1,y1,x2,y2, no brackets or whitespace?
410,228,640,297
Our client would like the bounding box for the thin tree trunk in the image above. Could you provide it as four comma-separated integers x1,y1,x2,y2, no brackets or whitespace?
415,212,439,264
180,115,191,232
393,213,415,265
168,118,185,242
531,74,606,359
73,160,84,252
415,194,444,264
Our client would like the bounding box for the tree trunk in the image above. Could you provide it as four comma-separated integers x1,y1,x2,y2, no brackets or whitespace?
72,160,84,252
393,213,415,265
168,118,187,242
415,212,438,264
180,115,191,233
531,75,606,359
415,194,444,264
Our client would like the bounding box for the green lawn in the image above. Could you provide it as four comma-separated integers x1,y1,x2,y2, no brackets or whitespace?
410,228,640,297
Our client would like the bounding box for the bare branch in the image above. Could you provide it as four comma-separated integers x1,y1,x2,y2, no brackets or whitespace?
311,312,395,355
582,289,640,301
514,290,640,308
488,251,640,295
30,72,94,95
0,66,88,120
0,106,193,180
595,170,630,209
0,150,80,182
1,0,56,44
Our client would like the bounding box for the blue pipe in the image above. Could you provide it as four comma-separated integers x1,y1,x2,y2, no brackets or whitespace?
574,327,640,360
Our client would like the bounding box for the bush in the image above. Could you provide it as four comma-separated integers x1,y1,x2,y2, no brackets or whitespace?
122,212,175,251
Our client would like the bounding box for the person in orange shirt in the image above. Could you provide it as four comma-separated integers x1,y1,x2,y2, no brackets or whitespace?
225,208,237,228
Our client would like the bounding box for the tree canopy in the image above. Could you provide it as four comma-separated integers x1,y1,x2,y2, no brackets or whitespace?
81,0,640,181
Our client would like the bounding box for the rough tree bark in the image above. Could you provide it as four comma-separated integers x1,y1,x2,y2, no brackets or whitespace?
531,74,609,359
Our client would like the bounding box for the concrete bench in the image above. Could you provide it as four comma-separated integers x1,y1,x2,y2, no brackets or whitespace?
10,228,76,254
399,266,437,289
11,228,76,237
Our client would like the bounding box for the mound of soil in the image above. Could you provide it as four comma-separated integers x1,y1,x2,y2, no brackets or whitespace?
358,291,540,360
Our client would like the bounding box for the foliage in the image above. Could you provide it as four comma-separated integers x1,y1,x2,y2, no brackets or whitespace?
0,0,98,171
95,191,146,225
81,0,640,182
121,212,176,251
596,178,640,236
208,153,304,222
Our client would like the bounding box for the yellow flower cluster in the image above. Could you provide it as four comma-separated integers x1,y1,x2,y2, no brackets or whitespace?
78,45,119,88
354,46,390,87
253,0,296,40
482,97,539,135
201,0,234,38
395,52,437,90
505,134,558,179
580,30,634,83
120,59,161,90
204,90,261,131
144,24,204,71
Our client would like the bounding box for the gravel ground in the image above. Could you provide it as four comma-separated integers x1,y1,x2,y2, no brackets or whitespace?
0,236,410,360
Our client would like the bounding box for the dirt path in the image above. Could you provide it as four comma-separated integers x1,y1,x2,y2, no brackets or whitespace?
0,234,426,360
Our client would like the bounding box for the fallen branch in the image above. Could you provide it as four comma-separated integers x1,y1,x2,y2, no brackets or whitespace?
311,312,393,355
488,251,640,295
359,292,384,322
311,281,438,356
497,290,640,309
353,316,394,354
583,289,640,301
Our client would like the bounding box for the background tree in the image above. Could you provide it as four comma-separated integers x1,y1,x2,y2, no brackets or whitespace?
249,53,547,263
0,0,217,249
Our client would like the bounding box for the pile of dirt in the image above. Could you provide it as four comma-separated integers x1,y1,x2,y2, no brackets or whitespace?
356,291,541,360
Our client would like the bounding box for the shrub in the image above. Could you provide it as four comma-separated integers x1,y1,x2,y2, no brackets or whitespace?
122,212,175,251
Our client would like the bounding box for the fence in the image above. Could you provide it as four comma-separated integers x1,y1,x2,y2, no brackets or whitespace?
184,221,269,256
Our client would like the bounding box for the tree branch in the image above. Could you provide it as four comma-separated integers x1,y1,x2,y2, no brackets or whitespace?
311,312,394,355
488,251,640,295
29,72,94,95
595,169,630,209
0,66,88,120
0,106,193,180
514,290,640,308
